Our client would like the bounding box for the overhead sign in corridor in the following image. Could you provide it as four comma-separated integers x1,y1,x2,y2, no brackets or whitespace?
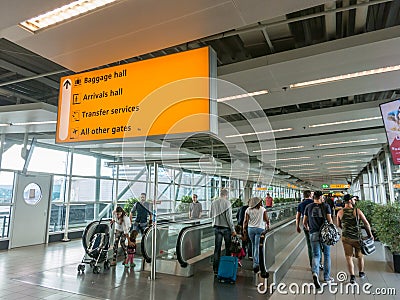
56,47,217,143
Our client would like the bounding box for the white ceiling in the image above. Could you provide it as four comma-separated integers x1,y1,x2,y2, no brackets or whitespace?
0,0,395,190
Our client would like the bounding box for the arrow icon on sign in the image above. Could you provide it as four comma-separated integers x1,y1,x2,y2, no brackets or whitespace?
63,79,71,89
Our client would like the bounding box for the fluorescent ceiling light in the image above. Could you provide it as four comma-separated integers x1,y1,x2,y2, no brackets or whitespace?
270,156,311,162
325,160,363,164
309,116,381,128
323,152,368,157
13,121,57,126
316,138,378,147
254,145,304,153
0,121,56,126
19,0,119,32
280,163,315,167
226,128,292,138
289,65,400,89
327,166,360,170
218,90,269,102
288,168,318,172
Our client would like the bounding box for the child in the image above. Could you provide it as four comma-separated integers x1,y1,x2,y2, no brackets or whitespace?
125,230,138,268
231,225,246,267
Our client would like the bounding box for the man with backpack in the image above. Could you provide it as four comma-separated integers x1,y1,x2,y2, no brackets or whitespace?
303,191,334,289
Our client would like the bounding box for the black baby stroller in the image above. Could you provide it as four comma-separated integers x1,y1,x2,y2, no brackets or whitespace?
78,218,112,274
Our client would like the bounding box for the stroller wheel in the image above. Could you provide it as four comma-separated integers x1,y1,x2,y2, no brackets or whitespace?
104,260,110,270
89,261,95,268
93,266,101,274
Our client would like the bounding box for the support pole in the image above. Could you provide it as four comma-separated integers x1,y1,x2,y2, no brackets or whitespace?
62,147,74,241
150,162,158,280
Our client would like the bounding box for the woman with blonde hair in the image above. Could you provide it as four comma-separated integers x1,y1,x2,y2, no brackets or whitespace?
243,197,270,273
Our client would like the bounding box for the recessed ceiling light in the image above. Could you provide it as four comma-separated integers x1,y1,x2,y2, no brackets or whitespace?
254,145,304,153
19,0,120,32
280,163,315,167
327,166,360,169
289,65,400,89
309,117,381,128
315,138,378,147
218,90,269,102
270,156,311,162
324,160,363,164
323,152,368,157
226,128,292,138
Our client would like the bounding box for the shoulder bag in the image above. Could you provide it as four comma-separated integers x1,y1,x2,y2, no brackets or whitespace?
356,209,375,255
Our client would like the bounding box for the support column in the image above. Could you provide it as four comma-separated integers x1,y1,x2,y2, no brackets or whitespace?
150,162,158,281
63,147,74,242
376,156,387,204
385,147,395,204
370,161,378,203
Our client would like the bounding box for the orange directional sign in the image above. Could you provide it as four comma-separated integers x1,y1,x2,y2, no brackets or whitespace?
56,47,217,143
330,184,350,189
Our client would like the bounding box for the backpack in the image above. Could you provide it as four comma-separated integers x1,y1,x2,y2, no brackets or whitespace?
319,204,340,246
230,236,242,254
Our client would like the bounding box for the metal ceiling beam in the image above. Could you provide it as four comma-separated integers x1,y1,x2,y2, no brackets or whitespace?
0,67,68,88
186,0,392,46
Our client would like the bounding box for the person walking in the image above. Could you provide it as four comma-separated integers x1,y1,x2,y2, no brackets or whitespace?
265,193,274,208
236,199,252,259
243,197,270,273
210,188,236,274
295,190,315,268
303,191,334,288
336,194,373,284
110,206,131,266
130,193,152,234
189,194,202,219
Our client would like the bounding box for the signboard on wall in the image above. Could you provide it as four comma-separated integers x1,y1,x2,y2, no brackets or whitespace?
56,47,217,144
380,99,400,165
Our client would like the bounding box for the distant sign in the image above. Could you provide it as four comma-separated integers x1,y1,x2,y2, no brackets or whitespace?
256,187,267,191
56,47,217,143
330,184,350,189
321,184,329,189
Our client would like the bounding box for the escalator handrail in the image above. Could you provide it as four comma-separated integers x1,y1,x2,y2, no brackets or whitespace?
176,221,212,268
259,217,297,278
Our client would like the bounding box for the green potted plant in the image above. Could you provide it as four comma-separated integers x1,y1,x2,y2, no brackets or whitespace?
230,198,242,208
176,195,192,213
355,200,378,239
124,197,139,215
372,203,400,273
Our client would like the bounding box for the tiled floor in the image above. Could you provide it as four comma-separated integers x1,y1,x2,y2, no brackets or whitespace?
268,239,400,300
1,237,399,300
0,240,264,300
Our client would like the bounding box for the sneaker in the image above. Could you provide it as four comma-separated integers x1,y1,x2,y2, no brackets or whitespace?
253,265,260,273
323,277,334,283
238,261,242,267
248,256,253,260
131,263,136,268
312,273,321,289
359,272,366,278
350,275,356,284
110,260,116,266
319,264,324,270
124,263,129,268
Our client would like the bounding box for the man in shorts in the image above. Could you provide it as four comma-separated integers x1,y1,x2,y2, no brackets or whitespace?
337,194,373,284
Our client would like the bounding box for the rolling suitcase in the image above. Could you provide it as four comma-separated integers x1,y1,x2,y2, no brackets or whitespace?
217,256,238,283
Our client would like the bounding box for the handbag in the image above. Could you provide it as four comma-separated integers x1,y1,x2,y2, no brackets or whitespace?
319,204,340,246
356,209,376,255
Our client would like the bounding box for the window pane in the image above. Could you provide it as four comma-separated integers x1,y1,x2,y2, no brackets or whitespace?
72,153,96,176
70,178,96,201
0,171,14,203
2,144,24,170
28,146,68,174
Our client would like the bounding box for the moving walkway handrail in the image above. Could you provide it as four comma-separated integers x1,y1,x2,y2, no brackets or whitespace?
176,220,212,267
259,218,296,278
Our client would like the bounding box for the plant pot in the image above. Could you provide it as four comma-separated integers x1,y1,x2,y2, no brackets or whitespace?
384,245,400,273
